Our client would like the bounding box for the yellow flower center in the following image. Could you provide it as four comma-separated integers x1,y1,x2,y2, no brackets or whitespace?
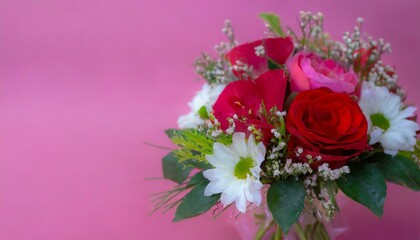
234,157,254,179
370,113,390,130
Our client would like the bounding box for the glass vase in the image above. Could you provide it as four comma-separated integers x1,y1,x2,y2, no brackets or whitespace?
234,196,349,240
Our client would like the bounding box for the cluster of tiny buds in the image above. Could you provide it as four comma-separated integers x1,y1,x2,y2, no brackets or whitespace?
368,61,398,84
254,45,265,57
231,60,254,79
295,147,303,156
269,110,286,125
294,147,321,161
246,125,264,142
299,11,324,22
270,129,281,139
213,63,229,83
368,37,391,53
195,55,234,84
266,160,281,177
273,142,286,152
341,17,393,76
225,115,237,135
304,174,318,188
283,159,313,176
319,188,335,219
267,141,286,160
295,11,326,51
342,31,361,56
195,54,212,72
221,19,236,47
211,129,222,137
214,42,230,55
318,163,350,181
275,111,287,117
206,119,223,137
263,22,275,37
329,42,347,64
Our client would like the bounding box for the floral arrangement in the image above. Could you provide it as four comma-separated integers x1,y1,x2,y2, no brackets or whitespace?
153,12,420,239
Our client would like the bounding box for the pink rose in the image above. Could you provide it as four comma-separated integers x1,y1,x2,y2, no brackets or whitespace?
286,52,359,94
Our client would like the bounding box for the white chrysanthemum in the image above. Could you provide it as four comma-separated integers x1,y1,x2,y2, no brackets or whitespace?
359,84,419,156
203,132,266,213
177,83,225,129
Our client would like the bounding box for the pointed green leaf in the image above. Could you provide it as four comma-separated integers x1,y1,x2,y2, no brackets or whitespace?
267,58,281,70
267,177,306,234
186,172,206,188
337,162,386,216
184,158,212,170
174,181,220,222
259,13,285,37
165,128,177,139
284,92,298,111
197,105,209,119
376,153,420,191
162,151,192,184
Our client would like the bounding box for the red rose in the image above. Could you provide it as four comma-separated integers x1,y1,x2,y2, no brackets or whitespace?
226,37,294,79
286,88,369,169
213,70,288,143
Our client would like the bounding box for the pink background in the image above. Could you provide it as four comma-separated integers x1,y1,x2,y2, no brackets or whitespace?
1,0,419,239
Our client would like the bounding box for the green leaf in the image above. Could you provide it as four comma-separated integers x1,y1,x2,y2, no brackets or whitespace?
186,172,206,188
174,181,220,222
162,151,192,184
165,128,215,164
267,58,281,70
214,133,233,145
267,177,306,234
197,105,209,119
337,162,386,216
183,158,212,170
284,92,298,111
259,13,285,37
165,128,177,138
376,153,420,191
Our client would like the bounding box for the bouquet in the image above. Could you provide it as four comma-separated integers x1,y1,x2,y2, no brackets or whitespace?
152,12,420,239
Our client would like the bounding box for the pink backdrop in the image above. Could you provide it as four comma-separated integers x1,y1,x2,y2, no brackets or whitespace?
1,0,419,239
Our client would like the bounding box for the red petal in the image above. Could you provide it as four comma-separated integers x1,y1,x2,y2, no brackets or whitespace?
255,69,288,111
263,37,294,65
212,80,260,129
225,40,267,78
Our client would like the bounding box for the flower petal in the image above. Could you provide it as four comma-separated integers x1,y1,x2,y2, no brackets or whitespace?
232,132,247,158
213,143,239,164
204,179,229,196
255,69,288,111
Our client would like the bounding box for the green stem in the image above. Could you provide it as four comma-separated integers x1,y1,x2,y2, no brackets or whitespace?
273,225,283,240
294,223,307,240
317,221,331,240
308,220,321,240
255,220,274,240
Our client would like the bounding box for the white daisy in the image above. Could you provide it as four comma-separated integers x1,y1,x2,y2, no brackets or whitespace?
177,83,225,129
359,84,419,156
203,132,266,213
